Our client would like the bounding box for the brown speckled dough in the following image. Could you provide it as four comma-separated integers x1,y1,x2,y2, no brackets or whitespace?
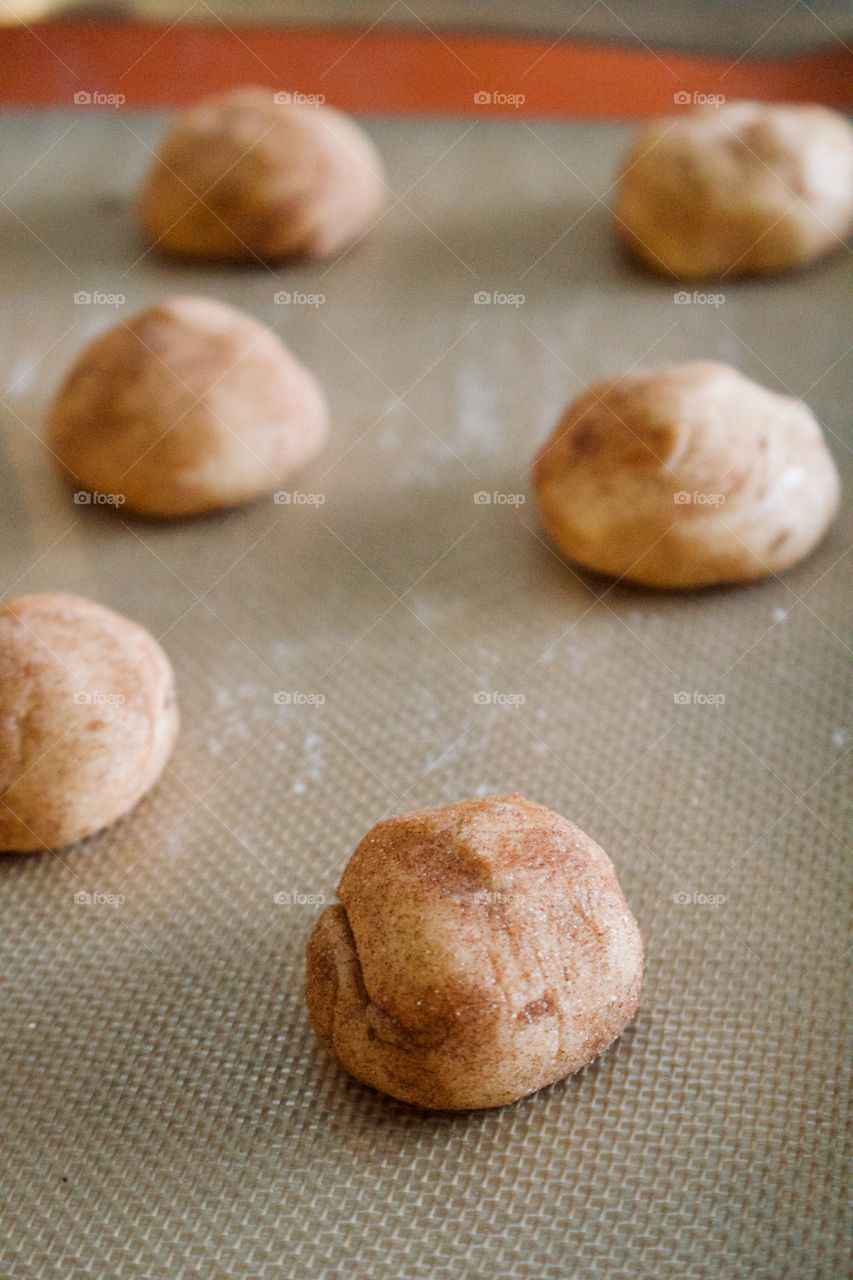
0,593,178,852
616,100,853,278
306,795,643,1110
533,361,840,589
137,85,386,261
48,296,328,518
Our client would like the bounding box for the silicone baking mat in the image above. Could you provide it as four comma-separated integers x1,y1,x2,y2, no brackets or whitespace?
1,108,850,1280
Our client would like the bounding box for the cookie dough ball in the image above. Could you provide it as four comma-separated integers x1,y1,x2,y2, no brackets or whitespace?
533,361,840,589
48,296,327,518
615,101,853,278
137,86,386,261
0,593,178,852
306,795,643,1110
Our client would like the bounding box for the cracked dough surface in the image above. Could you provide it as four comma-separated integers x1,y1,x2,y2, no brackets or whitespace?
533,360,840,589
306,794,643,1111
0,593,178,852
615,100,853,278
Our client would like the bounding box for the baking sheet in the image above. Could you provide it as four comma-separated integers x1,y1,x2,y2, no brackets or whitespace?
1,108,850,1280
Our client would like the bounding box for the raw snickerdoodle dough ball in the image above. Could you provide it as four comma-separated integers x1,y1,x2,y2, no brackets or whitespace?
533,360,840,589
0,593,178,852
137,85,386,261
306,794,643,1110
615,100,853,278
48,296,327,518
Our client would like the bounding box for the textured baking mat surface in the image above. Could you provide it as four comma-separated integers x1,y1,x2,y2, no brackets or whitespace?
1,110,850,1280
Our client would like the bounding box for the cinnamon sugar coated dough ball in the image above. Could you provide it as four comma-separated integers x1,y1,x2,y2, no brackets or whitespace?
137,86,386,260
615,101,853,278
533,361,840,589
48,296,327,518
0,593,178,852
306,795,643,1110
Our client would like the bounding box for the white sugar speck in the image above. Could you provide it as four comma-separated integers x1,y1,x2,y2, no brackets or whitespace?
290,733,325,794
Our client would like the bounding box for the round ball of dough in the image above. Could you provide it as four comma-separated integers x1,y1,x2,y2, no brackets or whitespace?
48,296,327,518
533,360,840,589
137,86,386,261
0,593,178,852
615,100,853,278
306,794,643,1110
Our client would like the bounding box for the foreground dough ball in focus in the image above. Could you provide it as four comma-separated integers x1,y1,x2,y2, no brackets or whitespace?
0,593,178,852
615,100,853,278
137,85,386,260
48,296,327,518
306,795,643,1110
533,361,839,589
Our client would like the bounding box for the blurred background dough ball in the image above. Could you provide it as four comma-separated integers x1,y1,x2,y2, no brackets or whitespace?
533,360,840,589
48,296,328,518
0,593,178,853
137,85,386,261
615,100,853,278
306,794,643,1110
